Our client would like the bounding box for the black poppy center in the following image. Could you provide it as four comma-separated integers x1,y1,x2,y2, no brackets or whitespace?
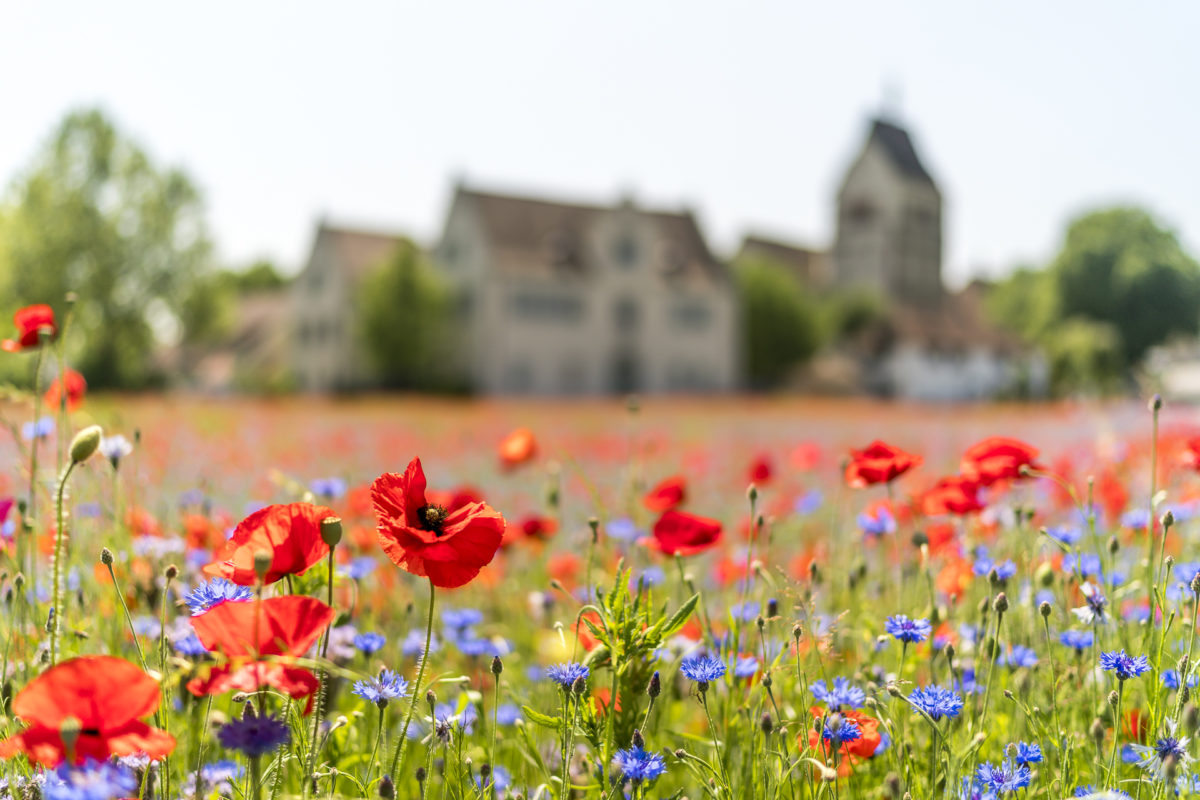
418,504,449,535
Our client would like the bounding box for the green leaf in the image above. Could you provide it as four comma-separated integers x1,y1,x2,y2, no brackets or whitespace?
520,705,564,731
659,593,700,638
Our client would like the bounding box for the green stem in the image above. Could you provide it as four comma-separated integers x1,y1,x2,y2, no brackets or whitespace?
1107,680,1124,789
48,461,76,666
389,579,436,781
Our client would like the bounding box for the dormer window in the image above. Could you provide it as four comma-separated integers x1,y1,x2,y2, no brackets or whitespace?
613,235,638,269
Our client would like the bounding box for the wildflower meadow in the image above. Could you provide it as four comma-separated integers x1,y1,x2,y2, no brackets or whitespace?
6,304,1200,800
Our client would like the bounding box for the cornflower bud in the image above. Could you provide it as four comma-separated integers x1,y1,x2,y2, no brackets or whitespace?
760,712,773,735
631,729,644,748
647,670,661,698
992,592,1009,614
1039,601,1052,618
380,775,396,799
491,656,503,676
100,548,114,566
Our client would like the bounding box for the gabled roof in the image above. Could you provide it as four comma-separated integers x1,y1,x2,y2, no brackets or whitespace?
737,233,830,287
868,119,935,185
309,222,406,280
453,186,728,285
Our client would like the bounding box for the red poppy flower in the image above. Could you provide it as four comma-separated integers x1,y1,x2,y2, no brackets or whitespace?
521,514,558,541
43,369,87,412
921,476,984,516
1,305,56,353
844,441,922,488
372,457,506,588
960,437,1044,487
203,502,334,586
0,656,175,766
790,442,822,471
1183,437,1200,472
643,475,687,512
747,455,773,485
803,706,883,776
187,595,334,711
426,485,484,513
650,509,722,556
498,428,537,469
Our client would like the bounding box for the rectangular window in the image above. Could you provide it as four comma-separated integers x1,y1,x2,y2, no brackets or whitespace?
672,301,711,330
510,291,584,322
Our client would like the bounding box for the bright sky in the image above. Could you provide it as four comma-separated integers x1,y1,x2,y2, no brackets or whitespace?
2,1,1196,286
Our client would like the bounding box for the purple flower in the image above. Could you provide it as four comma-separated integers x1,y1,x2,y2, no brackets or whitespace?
217,711,290,756
1100,650,1150,681
886,615,932,644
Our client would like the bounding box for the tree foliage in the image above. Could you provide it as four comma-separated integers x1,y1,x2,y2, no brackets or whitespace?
987,206,1199,395
735,257,821,389
357,240,458,391
0,108,213,388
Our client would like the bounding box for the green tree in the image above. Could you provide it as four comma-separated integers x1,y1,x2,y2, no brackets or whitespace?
0,108,213,388
358,240,458,390
735,257,821,389
1042,317,1125,396
1052,207,1200,364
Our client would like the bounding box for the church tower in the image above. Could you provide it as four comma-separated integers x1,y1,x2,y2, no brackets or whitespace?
832,118,943,307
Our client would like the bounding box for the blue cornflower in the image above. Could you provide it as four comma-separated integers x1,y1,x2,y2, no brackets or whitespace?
495,703,522,726
546,662,590,688
1121,509,1151,531
821,715,862,744
886,615,932,644
172,631,210,657
181,761,243,798
632,566,666,589
795,489,823,515
98,434,133,465
730,601,761,622
1013,742,1043,764
1046,526,1082,546
21,416,54,441
975,760,1032,793
908,685,964,720
1074,786,1132,798
443,608,484,630
339,556,378,580
454,635,495,657
352,669,410,705
957,776,997,800
858,506,895,538
1100,649,1151,681
810,677,866,710
733,656,759,679
43,761,137,800
1059,630,1094,653
680,654,727,686
131,615,161,639
613,746,667,784
1129,718,1192,779
1072,582,1109,625
1063,553,1103,578
431,702,478,735
1161,669,1199,690
353,632,386,655
606,517,641,541
999,644,1039,669
184,578,254,616
217,712,290,756
402,630,440,657
309,477,347,499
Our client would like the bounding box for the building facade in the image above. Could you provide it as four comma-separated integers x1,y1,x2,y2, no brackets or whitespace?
434,186,740,395
290,187,740,395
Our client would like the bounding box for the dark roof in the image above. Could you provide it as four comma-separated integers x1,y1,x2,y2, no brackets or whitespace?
455,187,728,285
312,223,405,280
737,234,830,287
869,119,935,184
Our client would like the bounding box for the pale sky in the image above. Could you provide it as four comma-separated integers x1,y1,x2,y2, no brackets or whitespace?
1,1,1197,286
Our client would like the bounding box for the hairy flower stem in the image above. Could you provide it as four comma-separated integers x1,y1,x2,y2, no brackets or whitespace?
1107,680,1124,789
561,690,579,799
48,461,76,666
390,578,436,780
249,754,263,800
304,549,338,792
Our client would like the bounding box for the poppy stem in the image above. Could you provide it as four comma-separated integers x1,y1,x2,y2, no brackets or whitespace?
389,578,436,782
26,341,46,594
48,460,76,666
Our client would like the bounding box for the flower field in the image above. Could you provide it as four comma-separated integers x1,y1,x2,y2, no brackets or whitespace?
3,380,1200,800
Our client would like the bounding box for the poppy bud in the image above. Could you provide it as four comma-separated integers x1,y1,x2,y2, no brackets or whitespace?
232,692,250,703
100,547,114,566
380,775,396,799
747,484,758,503
760,711,773,734
911,530,929,548
992,592,1008,614
69,425,103,465
647,671,661,698
1039,601,1052,619
253,550,272,582
320,516,343,547
631,729,644,748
